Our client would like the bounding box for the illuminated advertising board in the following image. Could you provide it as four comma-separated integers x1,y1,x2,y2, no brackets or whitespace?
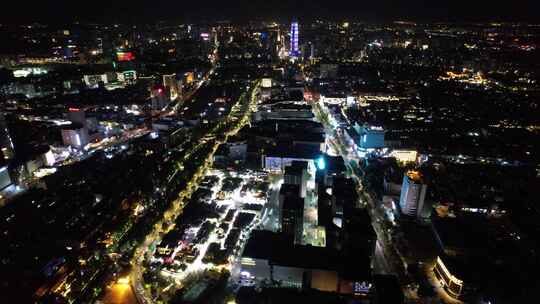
261,78,272,88
116,52,135,61
200,33,210,41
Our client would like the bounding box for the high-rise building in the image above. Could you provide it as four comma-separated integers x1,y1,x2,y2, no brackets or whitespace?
0,114,15,161
0,165,11,190
399,171,428,218
163,73,180,100
279,184,303,238
150,85,170,111
283,161,309,198
67,108,87,129
290,20,300,58
61,125,89,149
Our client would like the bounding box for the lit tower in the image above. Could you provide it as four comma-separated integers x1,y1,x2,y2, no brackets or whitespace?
290,20,300,58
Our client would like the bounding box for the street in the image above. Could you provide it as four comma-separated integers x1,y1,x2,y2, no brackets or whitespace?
125,80,262,303
311,100,414,297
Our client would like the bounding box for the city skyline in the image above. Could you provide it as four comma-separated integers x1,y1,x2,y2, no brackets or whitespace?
1,1,539,23
0,10,539,304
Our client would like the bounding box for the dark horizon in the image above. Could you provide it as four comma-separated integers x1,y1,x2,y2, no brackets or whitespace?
1,0,539,24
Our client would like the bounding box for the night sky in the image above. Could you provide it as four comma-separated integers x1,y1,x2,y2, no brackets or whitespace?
1,0,539,23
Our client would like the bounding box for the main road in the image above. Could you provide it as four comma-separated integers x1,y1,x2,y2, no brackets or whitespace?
311,100,416,298
126,80,262,304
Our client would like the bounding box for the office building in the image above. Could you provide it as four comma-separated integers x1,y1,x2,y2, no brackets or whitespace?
399,171,428,218
283,161,309,198
279,184,303,238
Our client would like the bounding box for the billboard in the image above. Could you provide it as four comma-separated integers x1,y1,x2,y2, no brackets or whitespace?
200,33,210,41
117,52,135,61
261,78,272,88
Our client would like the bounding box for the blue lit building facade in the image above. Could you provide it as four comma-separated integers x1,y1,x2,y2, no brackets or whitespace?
290,21,300,58
399,171,428,219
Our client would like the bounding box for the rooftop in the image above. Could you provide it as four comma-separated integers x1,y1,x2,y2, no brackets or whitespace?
243,230,349,272
284,161,308,176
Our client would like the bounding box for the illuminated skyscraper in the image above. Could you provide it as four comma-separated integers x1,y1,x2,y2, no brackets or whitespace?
399,171,428,218
290,20,300,58
163,73,180,100
61,125,89,149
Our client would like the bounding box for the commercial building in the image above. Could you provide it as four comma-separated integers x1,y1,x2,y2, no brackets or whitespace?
261,78,272,88
227,141,248,162
151,85,170,110
389,149,418,163
354,123,386,149
283,161,309,198
430,208,534,301
83,73,115,88
10,145,55,182
61,125,89,149
0,114,15,161
433,256,464,299
262,148,316,172
163,73,181,100
1,82,39,98
319,63,339,78
253,101,315,121
82,70,137,88
279,184,304,239
67,108,87,129
399,171,428,219
117,70,137,84
320,94,346,105
257,121,324,172
240,230,372,294
0,166,11,190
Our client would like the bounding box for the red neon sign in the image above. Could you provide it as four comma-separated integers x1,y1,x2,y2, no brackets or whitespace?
117,52,135,61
